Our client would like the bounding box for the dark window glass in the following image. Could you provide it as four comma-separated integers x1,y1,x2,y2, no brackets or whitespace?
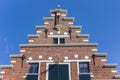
26,75,38,80
48,64,69,80
79,62,89,73
60,38,65,44
53,38,58,44
79,74,91,80
29,63,39,73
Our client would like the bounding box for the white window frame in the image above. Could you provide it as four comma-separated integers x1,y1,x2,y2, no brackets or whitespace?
53,38,65,44
77,62,91,80
26,62,40,80
46,63,71,80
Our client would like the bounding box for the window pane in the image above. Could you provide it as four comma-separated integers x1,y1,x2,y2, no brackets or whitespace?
53,38,58,44
48,64,69,80
60,38,65,44
29,63,39,73
79,74,91,80
26,75,38,80
79,62,89,73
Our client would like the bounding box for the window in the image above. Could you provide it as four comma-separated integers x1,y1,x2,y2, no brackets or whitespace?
60,38,65,44
26,63,39,80
79,62,89,73
48,64,69,80
29,63,39,73
53,38,58,44
53,38,65,44
79,62,91,80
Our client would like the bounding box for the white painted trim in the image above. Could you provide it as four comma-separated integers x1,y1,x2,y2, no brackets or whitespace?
111,70,117,73
0,71,5,74
91,75,94,77
48,57,53,60
64,32,68,35
0,75,3,78
74,54,78,58
51,14,55,16
28,57,32,61
46,63,71,80
84,56,89,59
62,14,66,17
101,59,107,62
76,31,81,33
44,22,49,25
68,22,73,25
50,32,54,35
57,31,61,34
83,39,89,42
115,75,120,78
39,55,43,59
64,56,69,60
20,50,26,53
38,62,40,80
11,61,16,63
48,35,69,38
26,60,54,63
91,49,98,51
23,76,26,78
64,59,91,62
36,31,42,34
57,13,60,15
29,40,34,42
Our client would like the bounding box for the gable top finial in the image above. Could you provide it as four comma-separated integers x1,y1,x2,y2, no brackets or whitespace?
57,5,61,9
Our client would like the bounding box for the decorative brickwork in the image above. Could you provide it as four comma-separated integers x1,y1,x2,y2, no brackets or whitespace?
0,5,120,80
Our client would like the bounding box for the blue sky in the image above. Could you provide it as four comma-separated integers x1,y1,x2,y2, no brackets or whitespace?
0,0,120,73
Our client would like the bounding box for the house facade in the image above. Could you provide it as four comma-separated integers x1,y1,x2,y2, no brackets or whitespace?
0,5,120,80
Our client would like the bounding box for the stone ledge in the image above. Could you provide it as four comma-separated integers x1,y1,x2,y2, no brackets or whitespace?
36,25,46,29
50,9,67,14
28,34,39,38
114,75,120,79
71,25,82,29
0,65,13,69
63,17,74,21
76,34,89,38
103,64,118,68
20,43,98,48
94,53,107,57
43,17,54,21
10,54,23,58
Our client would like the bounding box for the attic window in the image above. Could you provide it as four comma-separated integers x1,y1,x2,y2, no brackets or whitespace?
53,38,65,44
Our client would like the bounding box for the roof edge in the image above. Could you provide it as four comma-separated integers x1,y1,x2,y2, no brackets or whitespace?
114,75,120,79
20,43,98,48
103,64,118,68
28,34,39,38
10,54,23,58
76,34,89,38
94,53,107,57
0,65,13,69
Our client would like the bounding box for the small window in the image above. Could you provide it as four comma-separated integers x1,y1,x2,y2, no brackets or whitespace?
79,62,91,80
60,38,65,44
29,63,39,73
53,38,65,44
27,63,39,80
53,38,58,44
79,62,89,73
